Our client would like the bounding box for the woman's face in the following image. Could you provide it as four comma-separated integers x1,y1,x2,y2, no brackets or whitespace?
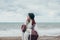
27,16,30,20
26,16,30,22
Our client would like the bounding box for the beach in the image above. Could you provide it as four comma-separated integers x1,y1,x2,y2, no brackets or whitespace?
0,36,60,40
0,23,60,40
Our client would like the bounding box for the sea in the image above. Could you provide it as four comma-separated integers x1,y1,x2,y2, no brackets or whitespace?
0,22,60,37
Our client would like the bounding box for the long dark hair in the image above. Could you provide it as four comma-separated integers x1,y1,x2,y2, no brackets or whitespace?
28,13,36,25
28,13,35,20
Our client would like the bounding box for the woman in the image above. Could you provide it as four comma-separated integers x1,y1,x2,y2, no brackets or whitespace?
21,13,39,40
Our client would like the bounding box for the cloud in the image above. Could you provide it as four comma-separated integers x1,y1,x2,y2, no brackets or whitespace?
0,0,60,22
0,11,26,22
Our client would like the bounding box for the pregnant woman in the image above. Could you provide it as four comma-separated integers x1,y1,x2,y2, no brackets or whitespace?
21,13,39,40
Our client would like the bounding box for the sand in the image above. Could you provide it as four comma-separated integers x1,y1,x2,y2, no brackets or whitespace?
38,36,60,40
0,36,60,40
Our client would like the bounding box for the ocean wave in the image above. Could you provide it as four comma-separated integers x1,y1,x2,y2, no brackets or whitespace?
0,29,60,37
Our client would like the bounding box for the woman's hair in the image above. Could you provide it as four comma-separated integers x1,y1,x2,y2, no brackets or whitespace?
28,13,35,20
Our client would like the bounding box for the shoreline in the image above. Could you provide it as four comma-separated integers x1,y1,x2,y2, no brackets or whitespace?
0,36,60,40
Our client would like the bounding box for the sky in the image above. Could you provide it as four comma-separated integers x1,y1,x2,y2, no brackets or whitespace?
0,0,60,22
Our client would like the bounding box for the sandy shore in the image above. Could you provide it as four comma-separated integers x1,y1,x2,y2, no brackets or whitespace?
38,36,60,40
0,36,60,40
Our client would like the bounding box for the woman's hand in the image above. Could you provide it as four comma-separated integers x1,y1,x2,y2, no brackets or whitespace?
21,24,27,33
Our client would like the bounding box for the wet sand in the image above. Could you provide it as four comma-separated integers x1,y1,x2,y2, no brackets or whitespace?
0,36,60,40
38,36,60,40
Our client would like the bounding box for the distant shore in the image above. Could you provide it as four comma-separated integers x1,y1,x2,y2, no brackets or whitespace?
0,36,60,40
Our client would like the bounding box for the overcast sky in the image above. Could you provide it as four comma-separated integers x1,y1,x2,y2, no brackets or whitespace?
0,0,60,22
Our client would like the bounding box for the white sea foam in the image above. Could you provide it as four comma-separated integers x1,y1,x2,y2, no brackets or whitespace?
0,23,60,37
0,29,21,37
0,28,60,37
38,28,60,36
